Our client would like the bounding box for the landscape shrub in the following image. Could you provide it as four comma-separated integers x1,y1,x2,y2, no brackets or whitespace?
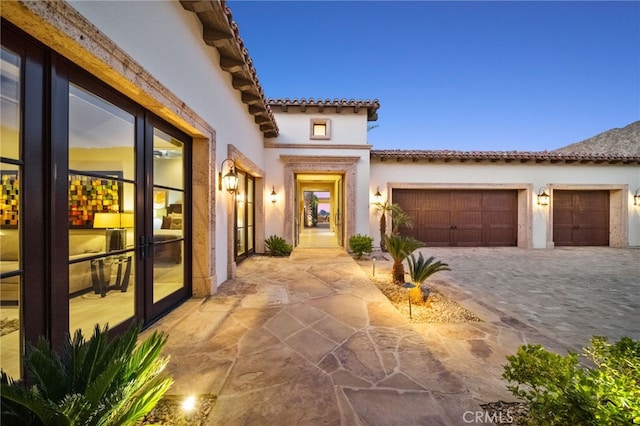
264,235,292,256
348,234,373,258
1,322,173,425
503,336,640,425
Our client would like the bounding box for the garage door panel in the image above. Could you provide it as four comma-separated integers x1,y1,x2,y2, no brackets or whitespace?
455,210,482,225
485,228,517,246
574,229,608,246
454,192,482,209
553,190,609,246
456,229,483,246
484,210,516,225
420,210,450,226
394,189,517,247
419,228,451,246
554,210,573,225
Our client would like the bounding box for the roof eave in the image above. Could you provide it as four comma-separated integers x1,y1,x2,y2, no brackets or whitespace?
180,0,279,136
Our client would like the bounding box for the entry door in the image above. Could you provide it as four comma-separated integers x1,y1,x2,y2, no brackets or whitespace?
335,179,344,246
553,190,609,246
146,122,190,321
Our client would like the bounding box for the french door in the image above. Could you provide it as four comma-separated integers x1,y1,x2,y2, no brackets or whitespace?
0,21,191,377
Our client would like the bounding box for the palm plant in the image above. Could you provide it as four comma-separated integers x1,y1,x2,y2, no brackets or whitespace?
383,234,423,285
1,322,173,425
407,252,451,284
372,201,402,251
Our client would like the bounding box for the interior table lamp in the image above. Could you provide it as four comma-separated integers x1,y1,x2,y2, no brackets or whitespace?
93,212,133,252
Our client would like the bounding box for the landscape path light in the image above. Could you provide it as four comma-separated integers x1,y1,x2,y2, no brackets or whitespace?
402,282,416,319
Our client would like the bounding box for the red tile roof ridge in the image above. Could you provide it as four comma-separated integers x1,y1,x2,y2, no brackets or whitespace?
370,149,640,162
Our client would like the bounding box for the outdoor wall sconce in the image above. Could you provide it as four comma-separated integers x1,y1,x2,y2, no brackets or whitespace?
270,186,277,204
634,188,640,206
373,186,382,204
218,158,238,194
537,187,550,206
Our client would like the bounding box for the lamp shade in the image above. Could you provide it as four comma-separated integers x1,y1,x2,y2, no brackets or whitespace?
93,212,121,229
93,212,134,228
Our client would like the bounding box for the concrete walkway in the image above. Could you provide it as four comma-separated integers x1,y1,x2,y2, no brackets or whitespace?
144,248,481,425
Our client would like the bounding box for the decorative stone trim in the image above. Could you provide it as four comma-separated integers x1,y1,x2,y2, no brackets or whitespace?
264,142,372,150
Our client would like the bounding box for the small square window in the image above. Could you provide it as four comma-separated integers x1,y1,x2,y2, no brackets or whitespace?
310,119,330,140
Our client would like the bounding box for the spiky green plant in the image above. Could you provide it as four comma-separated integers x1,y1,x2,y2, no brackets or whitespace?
407,252,451,284
382,234,423,285
1,322,173,425
265,235,292,256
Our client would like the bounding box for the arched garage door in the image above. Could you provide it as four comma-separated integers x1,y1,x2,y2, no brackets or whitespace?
553,190,609,246
393,189,518,247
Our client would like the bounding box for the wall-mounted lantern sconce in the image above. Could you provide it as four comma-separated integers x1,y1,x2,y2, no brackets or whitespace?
634,188,640,206
219,158,238,194
270,186,277,204
537,187,550,206
373,186,382,204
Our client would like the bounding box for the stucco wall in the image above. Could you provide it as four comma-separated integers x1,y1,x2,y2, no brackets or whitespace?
370,161,640,248
268,110,369,145
69,0,266,286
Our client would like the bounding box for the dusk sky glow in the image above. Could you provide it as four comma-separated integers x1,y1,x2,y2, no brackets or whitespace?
228,1,639,152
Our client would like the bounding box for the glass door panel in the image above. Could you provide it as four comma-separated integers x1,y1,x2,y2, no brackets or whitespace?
236,171,246,257
67,84,136,335
152,128,184,303
0,45,22,378
247,178,254,253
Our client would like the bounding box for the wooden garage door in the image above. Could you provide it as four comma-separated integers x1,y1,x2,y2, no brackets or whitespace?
393,189,517,247
553,190,609,246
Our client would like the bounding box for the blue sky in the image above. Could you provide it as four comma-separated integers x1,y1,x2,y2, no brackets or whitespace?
228,1,639,151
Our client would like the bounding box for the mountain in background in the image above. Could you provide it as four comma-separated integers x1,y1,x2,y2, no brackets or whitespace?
553,121,639,156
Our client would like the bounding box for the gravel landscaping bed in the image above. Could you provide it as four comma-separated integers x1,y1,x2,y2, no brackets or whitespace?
368,273,481,324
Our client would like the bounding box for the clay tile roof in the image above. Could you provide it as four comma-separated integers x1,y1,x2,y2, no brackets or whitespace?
268,98,380,121
180,0,278,137
370,150,640,164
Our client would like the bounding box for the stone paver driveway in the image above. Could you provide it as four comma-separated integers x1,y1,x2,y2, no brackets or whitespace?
416,246,639,352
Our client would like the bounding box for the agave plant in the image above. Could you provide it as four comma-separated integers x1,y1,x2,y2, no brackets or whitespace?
382,234,423,285
1,322,173,425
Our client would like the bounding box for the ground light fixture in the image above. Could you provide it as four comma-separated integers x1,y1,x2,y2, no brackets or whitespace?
270,186,277,203
635,188,640,206
373,186,382,204
537,187,550,206
402,282,416,319
219,158,238,194
182,395,196,414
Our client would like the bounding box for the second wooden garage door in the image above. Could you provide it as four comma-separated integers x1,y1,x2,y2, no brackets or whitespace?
553,190,609,246
393,189,517,247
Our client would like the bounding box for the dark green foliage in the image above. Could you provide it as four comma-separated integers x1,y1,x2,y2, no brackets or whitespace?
407,252,451,284
382,234,423,285
1,322,173,425
264,235,292,256
348,234,373,259
503,336,640,425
